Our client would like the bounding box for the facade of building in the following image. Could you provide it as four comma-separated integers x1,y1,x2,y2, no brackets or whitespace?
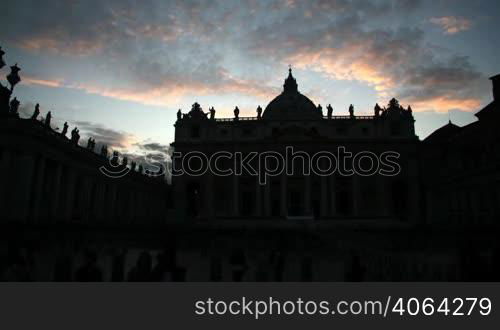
171,69,420,222
421,75,500,225
0,116,170,225
1,57,499,281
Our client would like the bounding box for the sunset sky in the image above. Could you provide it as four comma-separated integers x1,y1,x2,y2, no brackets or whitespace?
0,0,498,160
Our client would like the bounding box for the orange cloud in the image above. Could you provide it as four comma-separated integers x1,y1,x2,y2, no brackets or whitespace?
18,34,105,56
21,74,277,108
24,77,64,88
403,96,481,113
285,45,484,114
430,16,472,35
286,46,396,93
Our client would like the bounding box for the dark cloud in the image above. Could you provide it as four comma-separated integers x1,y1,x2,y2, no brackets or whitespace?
72,120,134,149
69,120,170,175
135,142,171,155
241,2,487,111
399,55,485,101
0,0,493,114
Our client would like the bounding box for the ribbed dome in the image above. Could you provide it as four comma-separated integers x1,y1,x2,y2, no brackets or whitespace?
263,69,322,120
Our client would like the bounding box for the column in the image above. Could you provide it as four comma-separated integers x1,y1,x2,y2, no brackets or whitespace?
95,182,105,222
280,173,287,217
0,150,12,212
107,184,117,220
64,170,77,222
255,178,262,217
407,157,420,223
352,174,361,217
232,174,239,217
129,189,138,223
17,155,36,222
51,163,63,221
32,155,46,223
329,174,336,217
377,175,389,217
264,180,271,217
320,166,328,218
304,175,311,216
205,173,214,219
82,178,92,224
174,179,186,220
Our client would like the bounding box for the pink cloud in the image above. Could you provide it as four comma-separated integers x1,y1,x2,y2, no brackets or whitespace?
430,16,472,35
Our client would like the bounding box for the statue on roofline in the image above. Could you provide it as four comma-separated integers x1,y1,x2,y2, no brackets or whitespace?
31,103,40,120
234,106,240,120
71,127,80,145
374,103,381,117
349,104,355,118
7,63,21,92
256,105,262,119
327,104,333,119
111,151,119,166
45,111,52,128
100,145,108,158
9,97,20,117
61,122,69,137
87,138,96,151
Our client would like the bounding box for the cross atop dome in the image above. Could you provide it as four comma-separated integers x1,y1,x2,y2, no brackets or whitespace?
283,65,298,93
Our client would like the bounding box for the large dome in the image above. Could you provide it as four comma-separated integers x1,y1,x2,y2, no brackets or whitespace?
263,69,323,120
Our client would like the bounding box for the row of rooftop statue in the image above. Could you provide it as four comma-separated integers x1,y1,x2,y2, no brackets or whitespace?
0,46,157,176
13,103,152,174
177,100,413,121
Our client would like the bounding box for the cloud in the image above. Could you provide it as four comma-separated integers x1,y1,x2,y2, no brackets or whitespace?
24,77,63,88
72,120,138,150
1,0,490,118
244,7,486,113
430,16,472,35
18,101,36,118
134,142,171,155
22,68,278,108
0,0,185,56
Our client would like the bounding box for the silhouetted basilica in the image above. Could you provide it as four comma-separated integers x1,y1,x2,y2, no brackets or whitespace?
1,48,499,281
172,68,419,222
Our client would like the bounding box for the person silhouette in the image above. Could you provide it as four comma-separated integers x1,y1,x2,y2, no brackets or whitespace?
127,251,152,281
75,250,102,282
